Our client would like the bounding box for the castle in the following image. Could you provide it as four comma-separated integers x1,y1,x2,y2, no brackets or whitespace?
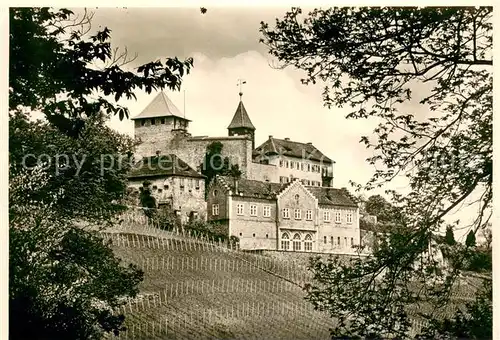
127,91,361,254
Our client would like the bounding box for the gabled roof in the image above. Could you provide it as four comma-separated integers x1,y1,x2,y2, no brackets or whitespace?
306,187,358,208
218,176,283,199
216,175,356,208
131,92,190,121
227,100,255,130
128,154,204,179
254,136,333,164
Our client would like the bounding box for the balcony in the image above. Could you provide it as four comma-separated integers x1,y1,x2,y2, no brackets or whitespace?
321,167,334,178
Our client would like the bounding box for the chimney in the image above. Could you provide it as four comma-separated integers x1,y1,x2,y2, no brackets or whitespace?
234,178,239,194
269,135,273,139
284,137,290,141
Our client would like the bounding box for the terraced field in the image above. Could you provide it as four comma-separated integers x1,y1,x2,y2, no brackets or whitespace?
105,232,335,339
101,213,485,339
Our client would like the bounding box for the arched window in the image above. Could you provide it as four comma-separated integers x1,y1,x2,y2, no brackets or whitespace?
293,233,302,251
281,233,290,251
304,234,313,252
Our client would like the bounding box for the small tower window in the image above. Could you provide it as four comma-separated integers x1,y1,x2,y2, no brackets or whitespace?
140,120,145,126
161,118,165,124
151,118,156,125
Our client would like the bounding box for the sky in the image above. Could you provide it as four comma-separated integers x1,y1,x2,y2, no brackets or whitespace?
72,7,485,240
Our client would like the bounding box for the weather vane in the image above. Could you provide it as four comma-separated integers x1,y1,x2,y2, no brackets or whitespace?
237,79,246,98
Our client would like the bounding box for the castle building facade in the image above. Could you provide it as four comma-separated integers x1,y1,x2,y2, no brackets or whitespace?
206,176,360,252
129,91,360,253
127,154,206,223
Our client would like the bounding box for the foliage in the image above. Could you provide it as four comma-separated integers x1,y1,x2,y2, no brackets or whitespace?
151,206,182,231
10,210,144,339
261,6,492,338
465,230,476,247
139,181,157,218
9,7,191,338
417,279,492,339
184,219,239,244
201,141,242,197
444,225,456,246
10,7,193,137
465,247,491,273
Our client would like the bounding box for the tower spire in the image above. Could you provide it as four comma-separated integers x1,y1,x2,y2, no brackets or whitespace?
237,79,246,100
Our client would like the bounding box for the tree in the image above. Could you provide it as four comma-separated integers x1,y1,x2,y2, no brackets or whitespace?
200,141,236,197
10,7,192,338
445,225,456,245
465,230,476,247
139,180,157,218
261,7,492,338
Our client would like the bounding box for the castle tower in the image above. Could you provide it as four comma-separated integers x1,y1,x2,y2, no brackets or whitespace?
132,91,191,156
227,92,256,149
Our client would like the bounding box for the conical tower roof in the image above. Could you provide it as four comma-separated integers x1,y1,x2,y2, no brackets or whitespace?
131,91,189,120
227,99,255,130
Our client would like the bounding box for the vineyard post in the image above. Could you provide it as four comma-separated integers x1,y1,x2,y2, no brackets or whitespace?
212,279,215,293
176,282,178,296
162,237,165,249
